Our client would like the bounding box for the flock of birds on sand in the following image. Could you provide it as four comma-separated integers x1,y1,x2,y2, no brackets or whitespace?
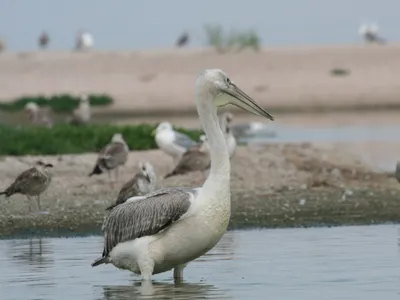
32,23,386,53
0,69,277,282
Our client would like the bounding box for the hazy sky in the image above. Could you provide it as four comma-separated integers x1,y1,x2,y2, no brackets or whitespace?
0,0,399,51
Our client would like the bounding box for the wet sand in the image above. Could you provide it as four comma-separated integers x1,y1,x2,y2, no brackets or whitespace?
0,142,399,238
1,44,400,116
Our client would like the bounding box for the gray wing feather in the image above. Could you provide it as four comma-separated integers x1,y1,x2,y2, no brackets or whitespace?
101,187,196,257
173,131,196,149
98,142,128,170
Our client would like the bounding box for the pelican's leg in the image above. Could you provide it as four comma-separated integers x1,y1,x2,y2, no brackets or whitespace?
138,257,154,281
173,264,187,283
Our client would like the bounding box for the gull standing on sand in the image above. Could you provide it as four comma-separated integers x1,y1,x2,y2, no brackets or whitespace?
218,112,237,158
24,102,53,127
153,122,196,163
106,161,158,211
75,30,94,51
359,23,385,44
91,69,274,282
0,161,53,213
89,133,129,183
68,94,91,125
164,135,210,179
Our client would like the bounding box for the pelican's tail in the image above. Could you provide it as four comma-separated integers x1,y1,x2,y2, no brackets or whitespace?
89,164,103,176
91,256,109,267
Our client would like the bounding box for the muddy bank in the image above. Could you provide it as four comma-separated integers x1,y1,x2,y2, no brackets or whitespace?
0,143,399,238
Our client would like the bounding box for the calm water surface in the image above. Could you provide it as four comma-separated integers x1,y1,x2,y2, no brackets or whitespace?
0,225,399,299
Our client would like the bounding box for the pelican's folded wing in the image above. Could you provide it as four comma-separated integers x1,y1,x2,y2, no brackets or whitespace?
101,187,198,258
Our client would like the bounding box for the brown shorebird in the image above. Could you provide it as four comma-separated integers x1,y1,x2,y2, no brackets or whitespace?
106,161,157,211
38,32,50,49
0,161,53,213
176,32,189,47
89,133,129,183
164,135,210,178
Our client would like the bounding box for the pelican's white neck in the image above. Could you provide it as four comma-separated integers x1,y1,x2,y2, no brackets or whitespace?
195,88,230,188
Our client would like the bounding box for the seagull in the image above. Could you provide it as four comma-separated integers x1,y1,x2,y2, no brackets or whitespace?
106,161,158,211
24,102,53,128
68,94,91,125
153,122,197,163
359,23,385,44
89,133,129,183
164,135,210,179
91,69,274,282
0,160,53,213
218,112,237,158
75,29,94,51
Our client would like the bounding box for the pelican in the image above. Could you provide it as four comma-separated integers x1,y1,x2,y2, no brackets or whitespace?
395,162,400,183
164,135,210,179
91,69,274,281
89,133,129,182
0,160,53,213
106,161,157,211
218,112,237,158
68,94,91,125
153,122,197,163
24,102,53,127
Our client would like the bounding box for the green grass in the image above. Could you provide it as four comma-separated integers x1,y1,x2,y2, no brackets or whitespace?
0,124,203,155
204,24,261,53
0,94,113,113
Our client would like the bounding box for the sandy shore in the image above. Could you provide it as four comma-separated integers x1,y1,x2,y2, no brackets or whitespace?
0,142,399,238
1,44,400,115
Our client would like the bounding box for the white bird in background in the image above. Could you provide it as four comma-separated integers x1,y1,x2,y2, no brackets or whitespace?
24,102,53,128
153,122,197,163
358,23,385,44
75,30,94,50
91,69,274,282
218,112,237,158
68,94,91,125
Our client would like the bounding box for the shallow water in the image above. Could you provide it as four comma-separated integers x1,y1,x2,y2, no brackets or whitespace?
0,225,399,299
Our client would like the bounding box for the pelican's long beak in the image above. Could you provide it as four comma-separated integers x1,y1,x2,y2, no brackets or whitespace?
221,84,274,121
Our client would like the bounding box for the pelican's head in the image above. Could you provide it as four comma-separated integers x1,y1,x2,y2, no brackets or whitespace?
196,69,274,121
24,102,39,112
138,161,155,182
152,122,173,136
111,133,125,143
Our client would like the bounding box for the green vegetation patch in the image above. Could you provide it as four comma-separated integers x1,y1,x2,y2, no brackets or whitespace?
204,24,260,53
0,94,113,113
0,124,203,155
